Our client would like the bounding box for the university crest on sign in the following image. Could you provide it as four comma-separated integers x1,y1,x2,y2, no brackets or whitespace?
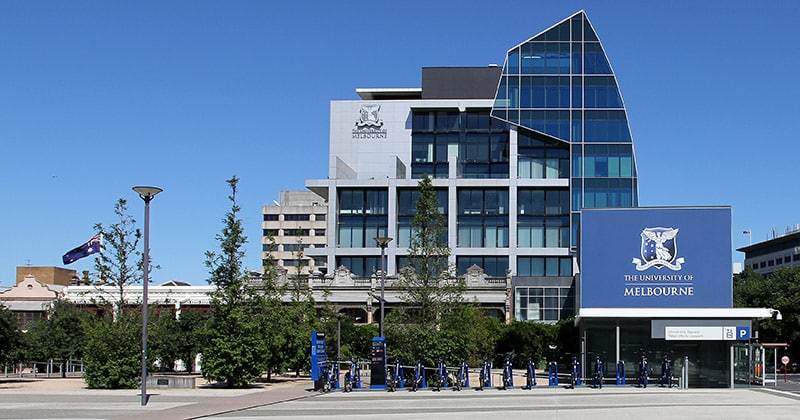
632,227,685,271
355,104,383,128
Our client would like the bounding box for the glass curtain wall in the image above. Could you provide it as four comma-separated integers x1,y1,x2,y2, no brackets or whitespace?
492,10,639,248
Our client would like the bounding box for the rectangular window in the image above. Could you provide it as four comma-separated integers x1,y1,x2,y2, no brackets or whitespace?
284,214,310,221
263,229,279,237
315,214,326,221
263,214,279,221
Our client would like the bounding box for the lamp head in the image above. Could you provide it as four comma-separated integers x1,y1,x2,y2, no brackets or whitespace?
374,237,393,247
133,186,163,202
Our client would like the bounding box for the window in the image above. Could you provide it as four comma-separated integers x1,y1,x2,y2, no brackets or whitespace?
284,214,310,221
517,189,569,248
263,229,279,237
457,189,509,247
517,257,572,276
514,286,574,322
457,256,508,277
411,110,509,179
263,214,279,221
337,256,382,278
314,229,325,236
284,229,310,236
337,189,388,248
397,189,447,247
315,214,326,221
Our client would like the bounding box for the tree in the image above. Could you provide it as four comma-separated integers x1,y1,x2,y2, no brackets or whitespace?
23,300,88,377
394,175,464,329
149,307,182,372
387,175,493,366
0,306,22,366
83,311,142,389
734,266,800,362
202,176,269,387
94,198,143,313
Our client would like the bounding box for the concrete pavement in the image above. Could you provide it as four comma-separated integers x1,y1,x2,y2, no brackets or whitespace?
1,378,800,419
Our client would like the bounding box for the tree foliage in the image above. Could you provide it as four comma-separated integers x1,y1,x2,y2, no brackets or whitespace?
393,175,464,329
734,266,800,361
94,198,143,312
386,175,500,366
83,311,142,389
0,306,22,365
202,176,269,387
23,300,88,377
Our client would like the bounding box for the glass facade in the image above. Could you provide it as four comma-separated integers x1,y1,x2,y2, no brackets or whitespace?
514,285,574,322
313,10,639,325
396,188,447,248
493,11,638,249
337,189,388,248
412,110,509,179
457,188,509,248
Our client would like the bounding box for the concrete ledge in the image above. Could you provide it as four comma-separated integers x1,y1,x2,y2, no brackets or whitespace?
147,375,196,389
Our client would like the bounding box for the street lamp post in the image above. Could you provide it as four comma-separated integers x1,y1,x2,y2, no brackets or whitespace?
133,186,162,406
374,237,392,338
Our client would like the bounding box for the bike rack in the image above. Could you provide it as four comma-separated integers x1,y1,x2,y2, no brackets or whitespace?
548,361,558,387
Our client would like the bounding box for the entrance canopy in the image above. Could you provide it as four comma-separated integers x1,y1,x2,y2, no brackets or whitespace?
577,307,779,323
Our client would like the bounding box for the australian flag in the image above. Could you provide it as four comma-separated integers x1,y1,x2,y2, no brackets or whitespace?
62,234,102,265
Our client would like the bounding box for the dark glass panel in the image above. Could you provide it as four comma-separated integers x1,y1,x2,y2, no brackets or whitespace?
508,48,520,75
412,112,434,132
571,16,582,41
571,43,582,73
583,19,598,41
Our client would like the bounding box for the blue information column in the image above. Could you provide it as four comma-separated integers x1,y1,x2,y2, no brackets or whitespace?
311,331,327,390
370,337,386,389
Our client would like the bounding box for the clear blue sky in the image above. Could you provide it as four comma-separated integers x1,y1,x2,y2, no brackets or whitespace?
2,1,797,286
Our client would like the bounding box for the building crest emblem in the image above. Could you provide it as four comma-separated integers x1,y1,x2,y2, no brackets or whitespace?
355,104,383,128
632,227,685,271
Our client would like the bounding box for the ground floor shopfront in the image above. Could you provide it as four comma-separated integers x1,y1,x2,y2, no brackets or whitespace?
577,308,777,388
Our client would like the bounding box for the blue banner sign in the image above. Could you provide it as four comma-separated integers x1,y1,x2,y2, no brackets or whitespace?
580,207,732,308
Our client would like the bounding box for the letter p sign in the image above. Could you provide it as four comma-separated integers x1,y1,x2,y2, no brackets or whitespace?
736,327,751,341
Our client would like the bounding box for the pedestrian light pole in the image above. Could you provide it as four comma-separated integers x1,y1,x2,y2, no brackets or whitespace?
133,186,162,406
374,237,392,338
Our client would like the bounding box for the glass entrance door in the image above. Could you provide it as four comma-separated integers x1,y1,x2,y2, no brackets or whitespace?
732,343,751,388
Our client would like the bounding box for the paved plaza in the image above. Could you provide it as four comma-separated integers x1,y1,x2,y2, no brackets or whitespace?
1,376,800,419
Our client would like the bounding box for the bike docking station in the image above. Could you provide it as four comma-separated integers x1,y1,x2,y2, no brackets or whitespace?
522,358,536,390
498,357,514,390
476,359,491,390
592,355,604,389
566,356,581,388
370,337,387,390
548,361,558,387
637,354,649,388
616,360,626,385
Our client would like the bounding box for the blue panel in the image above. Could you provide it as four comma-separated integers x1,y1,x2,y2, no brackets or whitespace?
580,208,733,309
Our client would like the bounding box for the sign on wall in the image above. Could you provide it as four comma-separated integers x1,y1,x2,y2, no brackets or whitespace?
580,207,732,308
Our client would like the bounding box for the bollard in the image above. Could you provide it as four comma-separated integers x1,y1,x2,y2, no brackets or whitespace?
616,360,625,385
682,356,689,389
548,361,559,386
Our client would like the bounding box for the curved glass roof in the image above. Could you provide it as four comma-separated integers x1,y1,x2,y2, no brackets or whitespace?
492,11,633,144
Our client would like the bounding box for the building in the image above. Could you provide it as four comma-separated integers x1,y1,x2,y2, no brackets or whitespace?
15,266,80,286
737,226,800,275
0,275,66,328
261,191,328,276
577,207,777,388
303,10,637,323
